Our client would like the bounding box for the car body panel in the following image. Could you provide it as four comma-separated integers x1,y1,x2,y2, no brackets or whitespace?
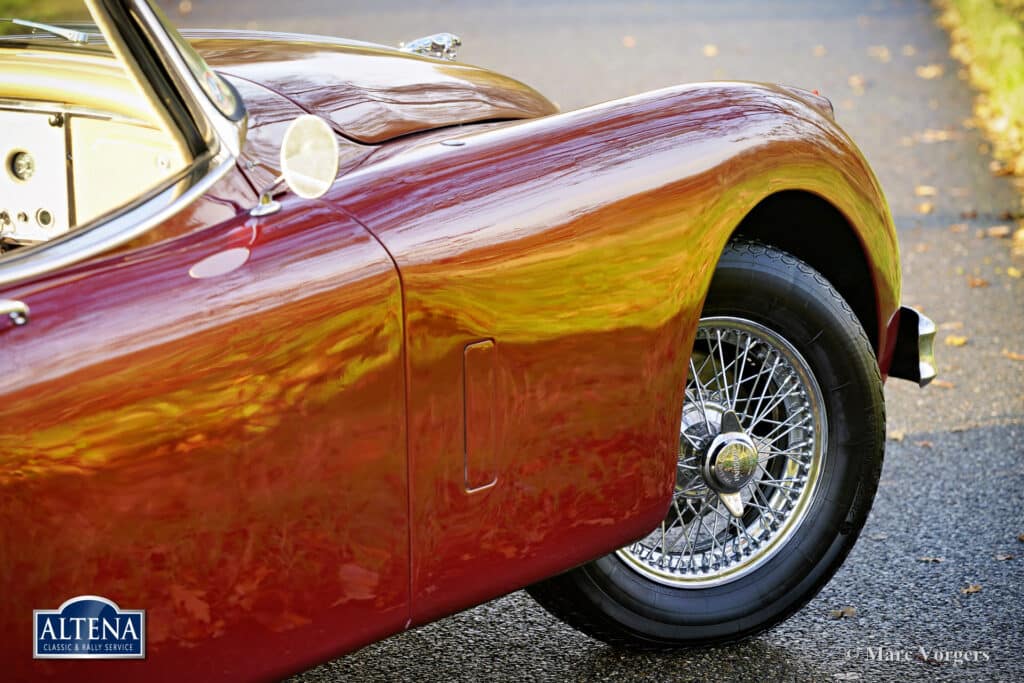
2,196,409,681
328,81,900,624
187,29,558,144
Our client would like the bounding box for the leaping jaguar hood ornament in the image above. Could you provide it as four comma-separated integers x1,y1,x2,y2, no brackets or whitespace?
400,32,462,61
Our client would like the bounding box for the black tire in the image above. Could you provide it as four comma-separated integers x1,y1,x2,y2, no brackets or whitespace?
527,240,885,648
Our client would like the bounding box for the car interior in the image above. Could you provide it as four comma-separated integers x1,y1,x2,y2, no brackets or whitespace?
0,29,189,252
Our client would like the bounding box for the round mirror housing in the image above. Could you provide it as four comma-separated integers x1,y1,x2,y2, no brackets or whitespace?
280,115,339,199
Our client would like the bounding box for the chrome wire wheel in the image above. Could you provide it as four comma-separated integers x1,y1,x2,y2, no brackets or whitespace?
617,316,828,588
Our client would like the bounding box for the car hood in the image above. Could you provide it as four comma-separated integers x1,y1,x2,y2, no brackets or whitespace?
185,29,558,144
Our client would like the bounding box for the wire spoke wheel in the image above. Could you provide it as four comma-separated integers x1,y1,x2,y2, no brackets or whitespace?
527,243,885,647
616,316,827,587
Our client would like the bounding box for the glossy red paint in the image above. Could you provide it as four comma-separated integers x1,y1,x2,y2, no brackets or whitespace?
328,81,901,625
3,196,409,681
1,31,905,683
188,30,558,144
221,75,373,192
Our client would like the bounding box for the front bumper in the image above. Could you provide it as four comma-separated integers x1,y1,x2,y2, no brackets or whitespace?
888,306,937,387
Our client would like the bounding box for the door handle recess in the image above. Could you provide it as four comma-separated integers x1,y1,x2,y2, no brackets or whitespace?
0,299,29,326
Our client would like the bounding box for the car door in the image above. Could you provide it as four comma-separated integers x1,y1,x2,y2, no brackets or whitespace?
0,192,409,680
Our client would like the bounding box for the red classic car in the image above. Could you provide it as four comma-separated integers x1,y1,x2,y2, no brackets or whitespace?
1,1,935,680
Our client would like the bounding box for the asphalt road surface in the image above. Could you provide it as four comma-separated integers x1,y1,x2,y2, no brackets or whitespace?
166,1,1024,680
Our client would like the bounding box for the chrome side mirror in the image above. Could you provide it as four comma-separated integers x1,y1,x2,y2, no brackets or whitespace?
250,114,339,216
280,115,339,199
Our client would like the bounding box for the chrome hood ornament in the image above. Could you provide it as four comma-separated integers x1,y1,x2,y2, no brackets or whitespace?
399,33,461,61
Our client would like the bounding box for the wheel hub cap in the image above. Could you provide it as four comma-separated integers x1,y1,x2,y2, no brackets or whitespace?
703,412,758,494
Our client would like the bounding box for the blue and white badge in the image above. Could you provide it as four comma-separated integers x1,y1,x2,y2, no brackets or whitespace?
34,595,145,659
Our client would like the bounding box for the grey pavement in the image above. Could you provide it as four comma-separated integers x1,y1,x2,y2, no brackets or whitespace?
165,1,1024,680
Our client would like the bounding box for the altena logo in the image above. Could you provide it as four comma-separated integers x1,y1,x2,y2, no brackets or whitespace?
34,595,145,659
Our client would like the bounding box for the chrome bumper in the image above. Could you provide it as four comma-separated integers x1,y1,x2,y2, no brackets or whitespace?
888,306,937,387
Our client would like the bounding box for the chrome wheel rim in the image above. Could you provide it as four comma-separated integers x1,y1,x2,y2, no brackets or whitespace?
616,316,828,588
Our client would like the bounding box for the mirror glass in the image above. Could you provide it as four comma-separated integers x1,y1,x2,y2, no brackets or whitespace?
280,115,339,199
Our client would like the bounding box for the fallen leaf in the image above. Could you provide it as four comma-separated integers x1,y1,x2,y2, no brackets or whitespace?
830,606,857,619
990,160,1013,176
1002,349,1024,361
914,185,938,197
1018,532,1024,542
867,45,891,62
914,440,934,448
917,202,934,215
967,276,989,288
960,584,982,594
918,128,959,143
848,74,866,94
916,64,944,79
961,209,978,219
987,225,1012,238
949,223,968,233
901,44,916,56
931,379,955,389
917,556,943,563
945,335,968,347
994,553,1014,561
178,0,192,14
1008,266,1022,278
622,35,636,48
939,321,964,330
812,44,827,57
887,430,905,442
914,242,930,253
702,44,718,57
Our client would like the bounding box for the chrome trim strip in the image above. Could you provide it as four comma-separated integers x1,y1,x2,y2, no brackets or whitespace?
0,100,149,127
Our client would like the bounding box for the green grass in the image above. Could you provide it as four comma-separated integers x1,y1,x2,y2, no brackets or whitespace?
0,0,88,34
941,0,1024,174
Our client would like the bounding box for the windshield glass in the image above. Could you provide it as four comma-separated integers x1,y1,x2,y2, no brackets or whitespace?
148,1,242,120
